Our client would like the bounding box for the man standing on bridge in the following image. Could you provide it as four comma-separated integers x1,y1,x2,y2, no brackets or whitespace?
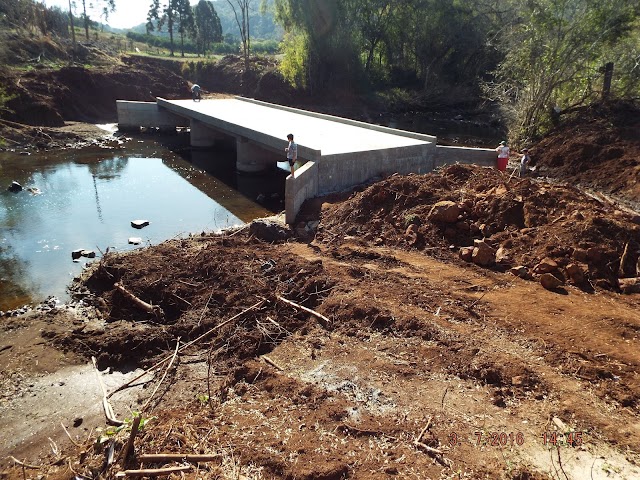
285,133,297,178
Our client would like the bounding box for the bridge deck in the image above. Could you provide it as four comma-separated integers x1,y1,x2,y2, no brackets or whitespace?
160,98,431,156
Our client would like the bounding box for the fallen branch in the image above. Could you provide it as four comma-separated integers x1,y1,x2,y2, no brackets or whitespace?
121,415,142,462
115,466,191,478
92,356,124,426
416,416,433,443
260,355,284,371
8,457,40,469
60,422,82,448
141,338,181,412
108,300,264,399
139,454,220,463
413,441,444,455
276,295,330,328
114,282,164,320
414,441,450,467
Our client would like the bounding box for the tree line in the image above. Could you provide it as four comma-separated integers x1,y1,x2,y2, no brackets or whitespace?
2,0,639,142
272,0,640,143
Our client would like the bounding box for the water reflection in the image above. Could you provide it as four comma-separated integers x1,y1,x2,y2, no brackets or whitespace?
0,143,274,310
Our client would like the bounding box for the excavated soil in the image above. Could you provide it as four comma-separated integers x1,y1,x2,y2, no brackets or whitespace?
532,100,640,204
2,166,639,479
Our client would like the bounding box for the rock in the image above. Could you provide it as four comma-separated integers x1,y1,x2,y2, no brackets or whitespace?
587,247,603,262
405,224,420,246
444,227,458,240
510,265,529,279
619,277,640,294
573,248,588,262
456,220,470,232
495,246,511,265
249,219,292,242
540,273,564,290
80,249,96,258
459,247,473,262
8,181,23,192
595,278,611,289
128,237,143,245
572,211,585,220
533,258,558,274
479,223,491,237
71,249,83,260
131,219,150,229
472,240,496,266
566,263,585,284
469,223,481,236
428,201,460,223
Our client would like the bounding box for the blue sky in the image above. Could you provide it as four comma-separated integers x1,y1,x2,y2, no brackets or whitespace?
39,0,203,30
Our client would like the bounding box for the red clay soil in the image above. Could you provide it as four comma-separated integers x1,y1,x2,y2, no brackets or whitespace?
2,166,638,479
1,57,188,127
531,100,640,204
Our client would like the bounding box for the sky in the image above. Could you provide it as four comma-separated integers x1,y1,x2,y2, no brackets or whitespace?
38,0,203,30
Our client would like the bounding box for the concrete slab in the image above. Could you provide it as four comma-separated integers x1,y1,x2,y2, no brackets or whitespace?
158,98,433,156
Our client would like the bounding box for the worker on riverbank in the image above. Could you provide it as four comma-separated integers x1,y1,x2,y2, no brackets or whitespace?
285,133,297,178
520,148,531,177
495,140,510,171
191,84,201,101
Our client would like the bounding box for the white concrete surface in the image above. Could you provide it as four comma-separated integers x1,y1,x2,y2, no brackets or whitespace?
158,98,432,158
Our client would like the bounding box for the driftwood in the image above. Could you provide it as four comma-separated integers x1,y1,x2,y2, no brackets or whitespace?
276,295,330,327
114,282,165,320
108,300,264,399
115,466,191,477
139,454,220,463
92,357,124,426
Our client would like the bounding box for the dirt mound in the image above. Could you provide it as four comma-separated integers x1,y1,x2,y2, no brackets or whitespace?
56,235,334,369
1,59,188,126
532,100,640,203
316,164,640,291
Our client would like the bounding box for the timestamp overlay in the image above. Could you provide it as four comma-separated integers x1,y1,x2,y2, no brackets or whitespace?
444,430,587,449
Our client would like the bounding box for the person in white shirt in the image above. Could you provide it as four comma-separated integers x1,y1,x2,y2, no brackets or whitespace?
285,133,297,178
495,140,510,171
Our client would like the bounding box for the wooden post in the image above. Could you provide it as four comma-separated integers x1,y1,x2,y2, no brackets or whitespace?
602,62,614,99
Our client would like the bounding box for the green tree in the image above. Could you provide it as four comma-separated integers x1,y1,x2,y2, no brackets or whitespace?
148,0,180,56
79,0,115,40
194,1,223,56
274,0,362,93
486,0,639,144
226,0,255,75
176,0,195,57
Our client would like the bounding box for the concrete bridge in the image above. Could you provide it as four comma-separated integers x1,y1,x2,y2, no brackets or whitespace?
117,97,495,223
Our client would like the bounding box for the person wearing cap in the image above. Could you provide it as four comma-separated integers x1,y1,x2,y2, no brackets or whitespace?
285,133,297,178
520,148,531,177
495,140,510,171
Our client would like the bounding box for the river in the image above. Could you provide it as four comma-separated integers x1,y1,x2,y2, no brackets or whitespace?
0,130,288,311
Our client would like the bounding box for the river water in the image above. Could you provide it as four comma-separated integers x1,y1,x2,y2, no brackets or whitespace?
0,131,287,310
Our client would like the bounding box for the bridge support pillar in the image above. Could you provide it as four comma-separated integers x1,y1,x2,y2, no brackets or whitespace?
236,137,280,173
190,120,226,149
